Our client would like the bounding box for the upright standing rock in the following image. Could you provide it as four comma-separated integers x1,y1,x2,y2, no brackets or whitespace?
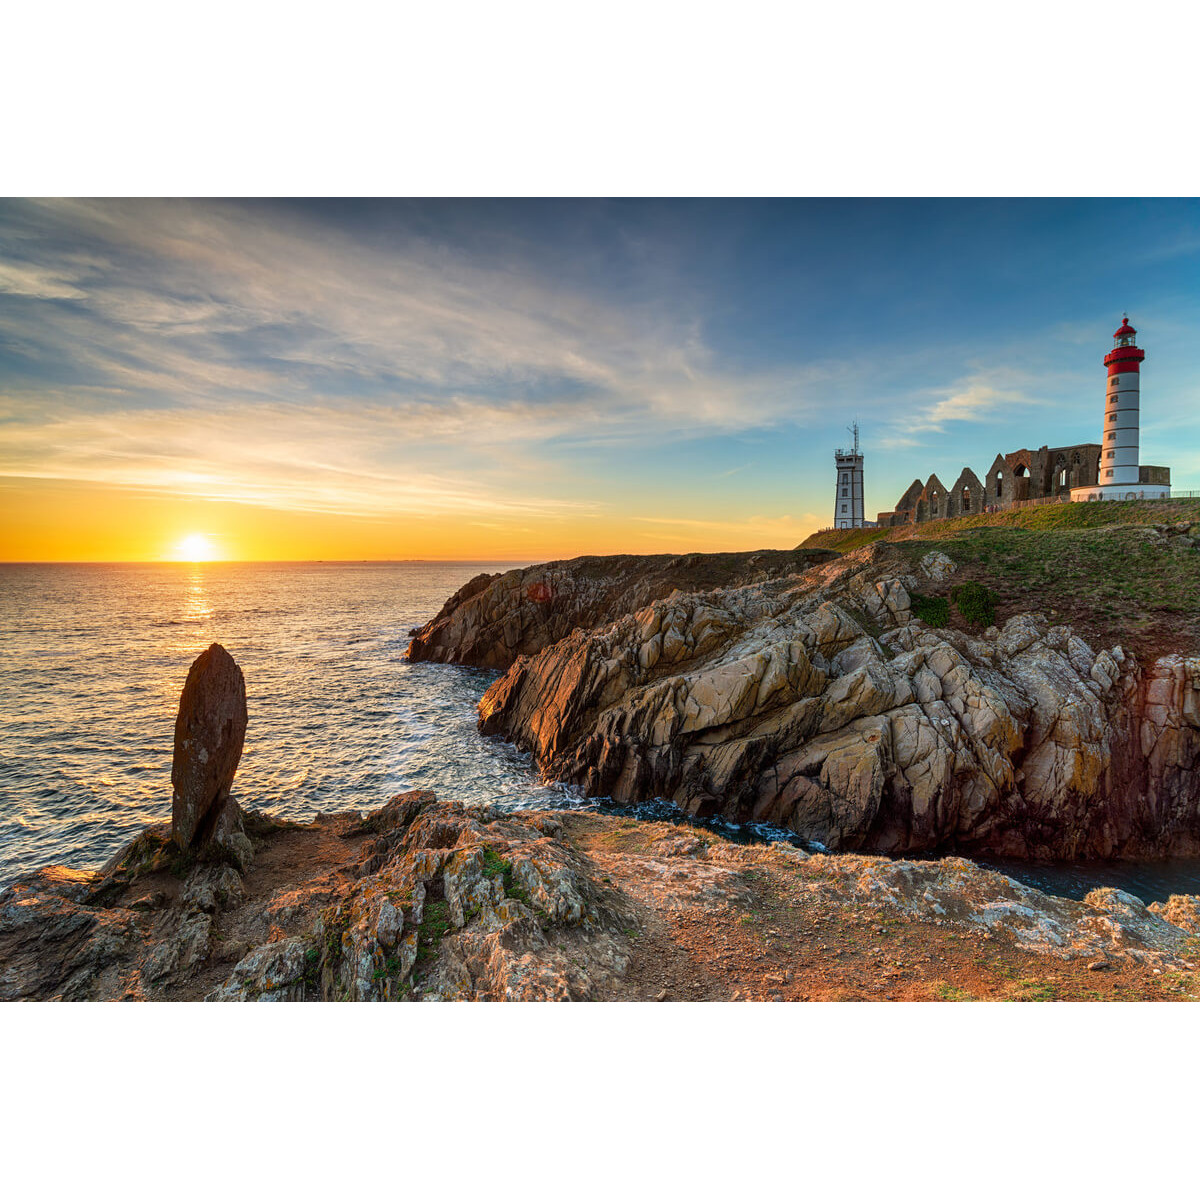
172,644,247,849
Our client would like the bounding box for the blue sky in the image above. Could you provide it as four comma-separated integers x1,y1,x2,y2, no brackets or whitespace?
2,198,1198,557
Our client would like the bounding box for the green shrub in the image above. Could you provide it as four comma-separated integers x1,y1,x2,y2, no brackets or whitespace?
910,592,949,627
950,582,998,627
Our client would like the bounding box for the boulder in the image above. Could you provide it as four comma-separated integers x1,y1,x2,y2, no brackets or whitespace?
919,551,956,584
171,644,248,849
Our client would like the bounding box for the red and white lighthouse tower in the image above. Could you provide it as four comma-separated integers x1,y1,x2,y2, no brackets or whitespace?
1102,313,1143,487
1071,315,1171,502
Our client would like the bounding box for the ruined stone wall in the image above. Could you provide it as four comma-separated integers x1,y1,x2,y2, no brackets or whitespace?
877,443,1104,525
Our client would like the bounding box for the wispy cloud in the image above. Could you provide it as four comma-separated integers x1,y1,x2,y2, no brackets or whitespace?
716,461,756,478
0,260,89,300
879,365,1048,450
0,199,837,518
0,401,599,519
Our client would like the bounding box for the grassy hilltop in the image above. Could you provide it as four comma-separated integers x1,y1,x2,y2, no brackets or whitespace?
801,499,1200,659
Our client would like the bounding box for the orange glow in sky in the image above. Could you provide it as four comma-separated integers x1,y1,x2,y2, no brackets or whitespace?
3,199,1198,563
0,478,818,563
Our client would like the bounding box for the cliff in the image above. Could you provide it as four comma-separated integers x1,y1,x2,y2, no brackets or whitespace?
406,549,839,670
3,793,1197,1001
420,520,1200,859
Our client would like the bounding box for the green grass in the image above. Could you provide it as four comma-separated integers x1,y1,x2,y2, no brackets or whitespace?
371,955,404,983
805,499,1200,653
803,497,1200,550
414,899,452,972
950,581,997,627
934,982,976,1002
910,592,950,627
808,527,891,553
481,845,510,883
303,945,322,994
480,845,534,906
918,525,1200,613
1011,978,1057,1002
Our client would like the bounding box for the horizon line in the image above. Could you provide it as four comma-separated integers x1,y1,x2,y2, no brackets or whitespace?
0,557,539,566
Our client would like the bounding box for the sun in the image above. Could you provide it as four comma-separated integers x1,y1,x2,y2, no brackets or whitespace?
172,533,217,562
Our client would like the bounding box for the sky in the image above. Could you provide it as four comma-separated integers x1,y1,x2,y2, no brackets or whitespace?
2,197,1199,562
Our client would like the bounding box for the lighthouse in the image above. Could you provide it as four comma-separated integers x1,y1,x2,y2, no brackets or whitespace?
1070,316,1171,503
833,423,865,528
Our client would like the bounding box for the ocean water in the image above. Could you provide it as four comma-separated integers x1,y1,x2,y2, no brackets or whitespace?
2,561,1198,903
0,560,578,885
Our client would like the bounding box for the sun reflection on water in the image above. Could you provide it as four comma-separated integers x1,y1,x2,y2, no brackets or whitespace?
183,566,212,623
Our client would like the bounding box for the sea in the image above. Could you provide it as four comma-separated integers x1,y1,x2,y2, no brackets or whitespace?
2,560,1198,903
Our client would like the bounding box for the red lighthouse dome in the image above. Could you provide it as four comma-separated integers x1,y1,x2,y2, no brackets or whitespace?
1105,313,1143,373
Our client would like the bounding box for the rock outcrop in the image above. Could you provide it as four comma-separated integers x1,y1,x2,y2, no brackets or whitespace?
3,796,1198,1001
0,795,637,1002
171,643,250,864
469,543,1200,859
406,549,839,671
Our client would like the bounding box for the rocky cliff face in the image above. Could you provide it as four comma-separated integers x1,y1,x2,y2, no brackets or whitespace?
470,544,1200,860
406,549,838,670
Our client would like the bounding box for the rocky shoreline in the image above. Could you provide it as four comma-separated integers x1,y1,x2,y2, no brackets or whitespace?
409,543,1200,861
6,529,1200,1002
3,791,1198,1002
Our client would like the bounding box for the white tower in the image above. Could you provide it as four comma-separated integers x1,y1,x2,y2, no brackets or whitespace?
834,423,865,528
1105,313,1143,486
1071,315,1170,503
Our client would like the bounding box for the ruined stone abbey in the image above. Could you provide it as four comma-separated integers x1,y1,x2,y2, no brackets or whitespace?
878,443,1094,526
875,442,1171,527
834,317,1173,529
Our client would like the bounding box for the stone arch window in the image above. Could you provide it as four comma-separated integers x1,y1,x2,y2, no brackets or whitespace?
961,486,971,512
1058,468,1068,488
994,472,1003,498
1014,464,1027,478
